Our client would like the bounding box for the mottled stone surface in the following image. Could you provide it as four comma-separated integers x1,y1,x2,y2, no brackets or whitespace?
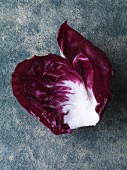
0,0,127,170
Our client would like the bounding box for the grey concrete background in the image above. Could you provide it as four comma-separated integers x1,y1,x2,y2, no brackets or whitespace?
0,0,127,170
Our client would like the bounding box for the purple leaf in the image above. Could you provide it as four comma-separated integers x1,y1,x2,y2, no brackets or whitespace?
12,54,86,135
57,21,112,117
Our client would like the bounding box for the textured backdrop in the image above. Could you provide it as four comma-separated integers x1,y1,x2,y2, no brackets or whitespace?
0,0,127,170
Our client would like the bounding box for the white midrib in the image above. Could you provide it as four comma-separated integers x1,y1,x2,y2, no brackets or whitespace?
60,81,99,129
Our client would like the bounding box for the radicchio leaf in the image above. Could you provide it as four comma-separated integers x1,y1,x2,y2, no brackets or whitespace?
12,54,85,135
57,21,112,117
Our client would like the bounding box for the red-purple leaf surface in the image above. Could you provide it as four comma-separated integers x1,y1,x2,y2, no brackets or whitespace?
57,21,112,117
12,54,84,135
